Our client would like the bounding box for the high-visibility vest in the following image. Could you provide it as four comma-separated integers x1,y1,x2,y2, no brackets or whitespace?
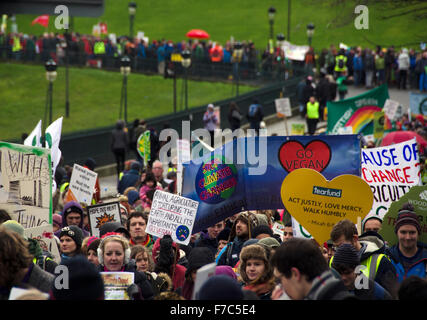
330,253,386,280
306,101,319,119
168,167,177,173
334,55,347,72
94,41,106,55
12,36,22,52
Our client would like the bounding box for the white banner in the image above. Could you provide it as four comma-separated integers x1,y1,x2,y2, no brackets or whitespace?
45,117,63,194
24,120,42,147
146,190,199,245
361,138,420,220
281,41,309,61
275,98,292,117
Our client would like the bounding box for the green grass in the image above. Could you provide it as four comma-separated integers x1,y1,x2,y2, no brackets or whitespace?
0,62,254,141
13,0,427,50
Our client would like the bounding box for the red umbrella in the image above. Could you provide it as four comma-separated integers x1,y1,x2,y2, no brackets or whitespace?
31,15,49,28
186,29,210,39
381,131,427,153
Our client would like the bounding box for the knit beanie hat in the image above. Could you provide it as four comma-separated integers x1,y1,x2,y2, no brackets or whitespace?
215,265,237,280
63,201,84,220
87,238,101,252
127,190,140,206
255,213,269,226
251,225,273,239
99,221,130,239
217,227,231,242
196,275,243,300
2,220,27,240
50,255,105,300
394,204,421,234
332,243,360,269
52,213,62,228
185,247,215,277
229,211,259,241
59,225,84,248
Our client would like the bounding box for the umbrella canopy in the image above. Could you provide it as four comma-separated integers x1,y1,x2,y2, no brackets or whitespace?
381,130,427,153
186,29,210,39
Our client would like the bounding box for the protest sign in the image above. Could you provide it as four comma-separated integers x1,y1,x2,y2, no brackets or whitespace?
327,84,389,136
0,142,52,227
337,126,353,135
275,98,292,118
291,217,313,240
101,272,134,300
281,168,373,245
191,262,216,300
361,138,420,221
373,111,385,140
409,92,427,116
379,185,427,246
182,135,362,234
87,201,121,237
146,190,199,245
66,163,98,205
280,41,309,61
272,221,285,236
136,130,151,166
291,123,305,135
382,99,401,122
24,224,60,263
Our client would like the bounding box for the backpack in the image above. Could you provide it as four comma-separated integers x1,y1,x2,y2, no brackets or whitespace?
248,104,259,118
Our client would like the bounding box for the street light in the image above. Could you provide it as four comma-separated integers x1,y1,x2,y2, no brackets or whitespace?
276,33,285,47
45,59,57,126
233,41,243,97
181,50,191,112
120,55,131,123
128,2,137,41
306,23,315,47
268,7,276,40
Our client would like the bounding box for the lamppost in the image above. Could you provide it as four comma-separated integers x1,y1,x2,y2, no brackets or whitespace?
233,41,243,97
120,55,131,123
128,2,137,41
306,23,315,47
268,7,276,41
181,50,191,112
276,33,285,48
45,59,57,126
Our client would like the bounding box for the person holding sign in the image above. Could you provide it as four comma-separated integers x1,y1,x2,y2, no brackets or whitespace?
386,203,427,283
330,219,399,298
97,234,155,300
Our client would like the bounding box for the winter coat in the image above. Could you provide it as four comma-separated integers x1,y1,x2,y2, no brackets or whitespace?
139,184,163,209
387,243,427,283
398,51,410,70
111,121,129,151
228,109,242,131
118,168,140,194
217,236,246,267
305,270,356,300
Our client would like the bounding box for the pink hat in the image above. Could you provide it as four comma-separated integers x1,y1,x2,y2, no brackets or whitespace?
53,213,62,227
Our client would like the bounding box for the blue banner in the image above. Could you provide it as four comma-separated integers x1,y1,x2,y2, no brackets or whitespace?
182,135,361,233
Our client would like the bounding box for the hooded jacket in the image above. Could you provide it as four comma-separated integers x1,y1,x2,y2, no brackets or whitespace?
117,162,141,194
54,201,90,238
358,232,398,297
387,243,427,283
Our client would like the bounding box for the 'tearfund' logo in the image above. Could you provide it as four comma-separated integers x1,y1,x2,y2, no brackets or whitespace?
313,186,342,198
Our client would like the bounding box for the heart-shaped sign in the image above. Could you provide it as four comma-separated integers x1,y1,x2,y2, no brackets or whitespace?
281,168,373,245
278,140,331,173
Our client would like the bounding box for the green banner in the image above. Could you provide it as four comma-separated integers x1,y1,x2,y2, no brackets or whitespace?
379,185,427,247
136,130,151,166
327,84,390,136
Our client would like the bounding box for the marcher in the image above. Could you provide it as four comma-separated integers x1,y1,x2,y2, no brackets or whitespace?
228,101,243,131
330,219,399,298
203,104,219,147
55,200,90,237
58,225,84,264
97,234,154,300
306,96,320,135
127,211,154,250
118,161,141,195
238,244,275,300
397,48,410,90
331,243,393,300
84,237,101,266
138,172,162,210
111,119,129,177
152,160,169,189
0,227,54,299
194,220,225,256
217,211,260,267
362,216,383,233
386,203,427,283
271,237,355,300
247,99,264,136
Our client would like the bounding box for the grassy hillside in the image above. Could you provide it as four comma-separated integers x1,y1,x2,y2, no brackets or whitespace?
13,0,427,50
0,62,254,141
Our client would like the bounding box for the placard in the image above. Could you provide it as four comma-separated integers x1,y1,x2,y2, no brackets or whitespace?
66,163,98,205
291,123,305,135
146,190,199,245
275,98,292,118
0,142,52,227
361,138,420,221
382,99,401,122
87,201,122,237
177,139,191,195
24,224,61,263
101,272,134,300
281,168,373,245
192,262,216,300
